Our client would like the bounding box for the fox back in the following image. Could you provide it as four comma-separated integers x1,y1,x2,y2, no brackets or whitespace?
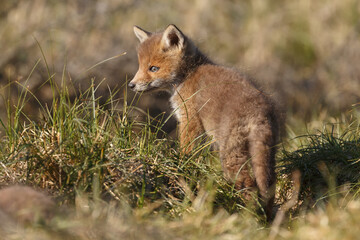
129,24,279,220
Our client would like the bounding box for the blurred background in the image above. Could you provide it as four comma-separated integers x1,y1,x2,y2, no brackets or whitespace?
0,0,360,132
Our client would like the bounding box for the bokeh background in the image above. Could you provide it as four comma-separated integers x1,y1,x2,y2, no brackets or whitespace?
1,0,360,131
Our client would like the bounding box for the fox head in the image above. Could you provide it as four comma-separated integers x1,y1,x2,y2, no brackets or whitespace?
129,24,196,93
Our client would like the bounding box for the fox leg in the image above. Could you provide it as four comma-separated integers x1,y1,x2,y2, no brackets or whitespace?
219,136,256,200
178,117,203,154
249,123,277,219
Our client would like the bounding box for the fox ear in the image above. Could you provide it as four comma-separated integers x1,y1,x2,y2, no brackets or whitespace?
161,24,185,51
133,26,151,43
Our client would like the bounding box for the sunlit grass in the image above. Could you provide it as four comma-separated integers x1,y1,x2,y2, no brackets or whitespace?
1,57,360,238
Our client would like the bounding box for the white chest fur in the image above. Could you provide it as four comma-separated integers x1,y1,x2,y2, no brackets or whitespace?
169,84,183,121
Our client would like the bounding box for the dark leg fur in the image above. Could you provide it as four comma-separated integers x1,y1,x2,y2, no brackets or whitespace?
249,123,277,220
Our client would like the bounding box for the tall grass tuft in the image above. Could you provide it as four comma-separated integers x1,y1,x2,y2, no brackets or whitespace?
278,113,360,208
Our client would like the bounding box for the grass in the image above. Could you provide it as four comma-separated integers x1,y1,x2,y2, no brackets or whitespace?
279,124,360,203
0,60,254,228
1,59,360,239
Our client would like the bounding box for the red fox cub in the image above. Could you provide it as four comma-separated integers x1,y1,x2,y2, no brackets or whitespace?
129,24,279,218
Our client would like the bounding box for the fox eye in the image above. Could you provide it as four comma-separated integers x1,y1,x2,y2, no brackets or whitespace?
149,66,160,72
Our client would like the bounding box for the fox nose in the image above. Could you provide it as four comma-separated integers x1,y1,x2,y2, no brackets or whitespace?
128,82,135,89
